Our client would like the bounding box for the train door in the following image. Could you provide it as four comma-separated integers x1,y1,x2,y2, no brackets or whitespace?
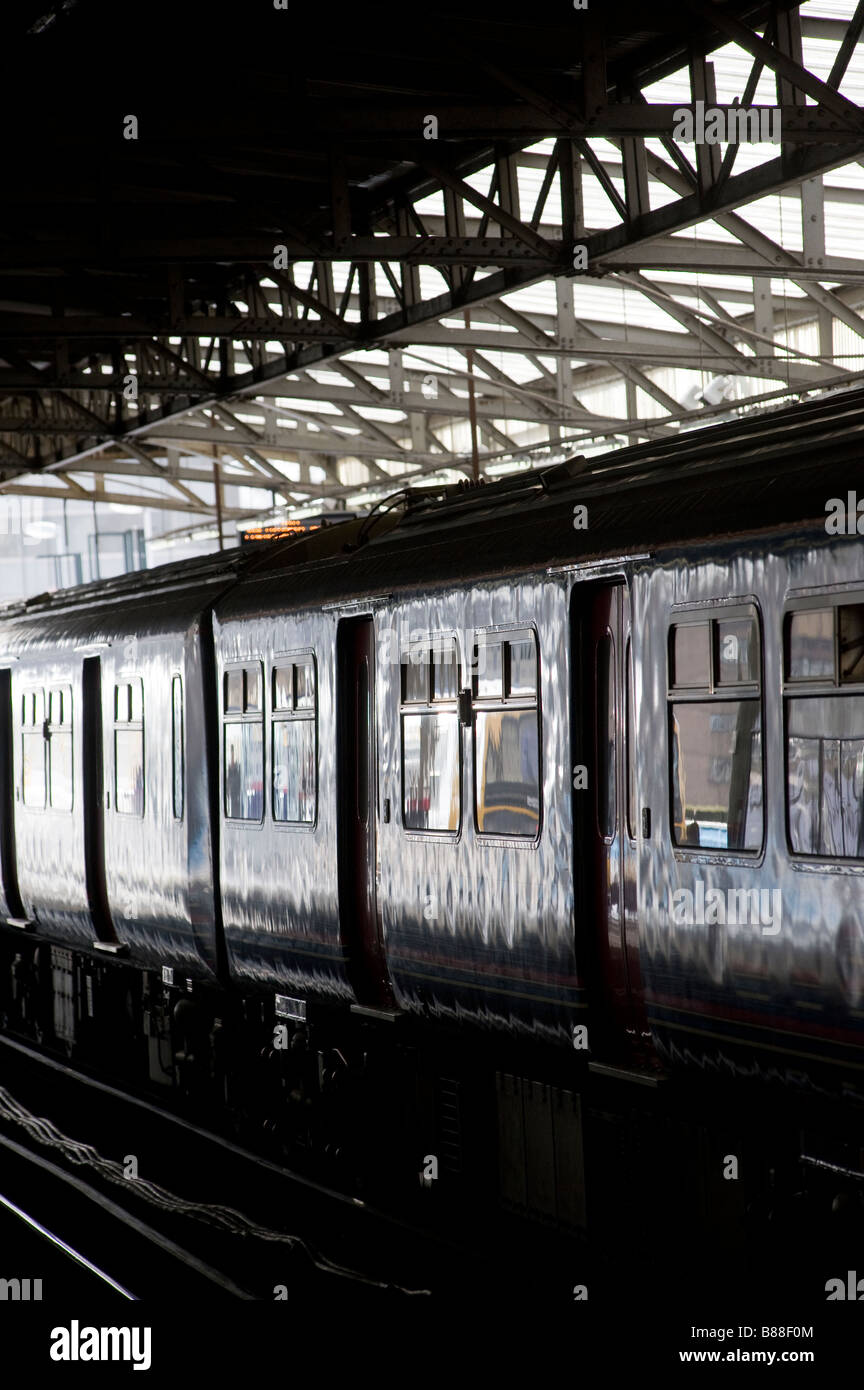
575,584,647,1053
336,617,394,1009
82,657,116,943
0,669,25,922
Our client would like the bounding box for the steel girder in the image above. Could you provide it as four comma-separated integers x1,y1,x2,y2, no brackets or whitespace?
1,0,864,525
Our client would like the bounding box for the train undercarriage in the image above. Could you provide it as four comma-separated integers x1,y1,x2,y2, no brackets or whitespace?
2,924,863,1304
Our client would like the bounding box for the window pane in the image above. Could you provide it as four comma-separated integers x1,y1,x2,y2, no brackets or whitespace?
224,722,263,820
476,709,540,837
787,696,864,857
596,634,616,839
273,719,316,823
402,647,428,704
788,609,834,681
717,619,758,684
245,666,261,712
672,623,710,688
225,671,243,712
115,684,130,722
402,712,460,831
671,701,762,850
475,639,502,698
432,641,459,701
50,731,73,811
508,638,537,696
273,666,292,711
49,689,63,725
115,728,144,816
295,660,315,709
22,732,45,808
130,680,143,723
172,675,183,820
840,604,864,684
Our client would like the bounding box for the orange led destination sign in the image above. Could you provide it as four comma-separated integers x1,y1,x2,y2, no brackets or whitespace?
241,522,318,543
239,513,356,546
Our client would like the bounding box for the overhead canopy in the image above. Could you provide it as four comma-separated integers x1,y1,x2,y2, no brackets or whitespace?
1,0,863,532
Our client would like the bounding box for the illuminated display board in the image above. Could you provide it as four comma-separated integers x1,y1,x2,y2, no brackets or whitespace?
239,514,356,546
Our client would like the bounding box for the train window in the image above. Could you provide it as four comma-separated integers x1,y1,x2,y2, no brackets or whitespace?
474,638,503,699
716,618,758,685
22,686,46,809
224,725,263,820
401,636,460,832
840,605,864,683
787,609,834,682
671,703,762,851
432,641,460,702
295,659,315,710
784,602,864,858
508,639,537,697
47,684,73,812
115,684,130,722
172,675,183,821
672,623,711,689
114,678,144,816
669,607,762,851
224,670,244,712
223,663,264,821
787,699,864,857
473,630,540,839
787,603,864,685
244,666,261,712
403,713,460,831
273,666,292,711
271,657,317,825
596,634,616,840
402,645,429,704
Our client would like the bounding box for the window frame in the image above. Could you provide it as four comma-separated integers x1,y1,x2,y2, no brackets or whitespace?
113,676,145,819
471,625,542,845
222,660,265,826
270,651,318,831
47,683,73,813
21,684,47,810
399,631,462,838
783,594,864,864
667,603,764,857
171,673,184,822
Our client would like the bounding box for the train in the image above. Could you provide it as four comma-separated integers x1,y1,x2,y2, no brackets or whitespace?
2,386,864,1278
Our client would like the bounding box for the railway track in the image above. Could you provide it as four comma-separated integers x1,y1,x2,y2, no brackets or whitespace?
0,1032,554,1305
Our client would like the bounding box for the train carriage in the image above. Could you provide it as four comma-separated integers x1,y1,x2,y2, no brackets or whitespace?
0,388,864,1251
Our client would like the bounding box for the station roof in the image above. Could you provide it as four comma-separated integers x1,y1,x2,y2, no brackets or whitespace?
1,0,864,538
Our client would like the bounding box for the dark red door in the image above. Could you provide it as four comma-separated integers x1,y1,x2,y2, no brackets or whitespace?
337,618,394,1009
82,656,116,943
0,669,25,922
582,585,648,1052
